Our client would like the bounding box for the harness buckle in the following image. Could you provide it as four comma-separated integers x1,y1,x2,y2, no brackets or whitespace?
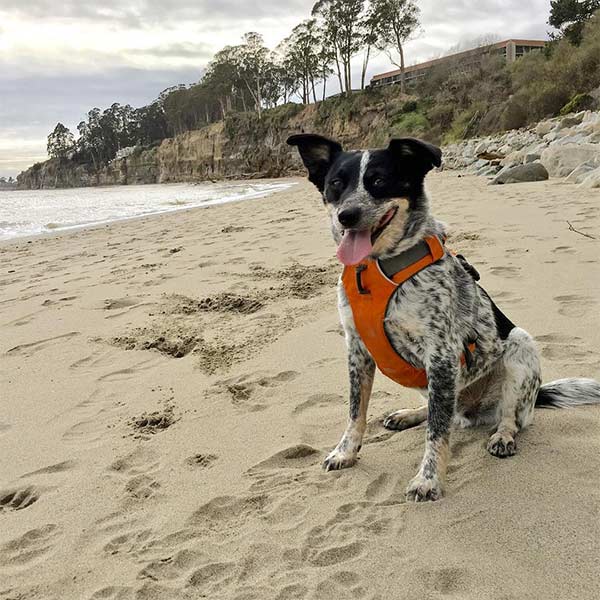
356,264,370,295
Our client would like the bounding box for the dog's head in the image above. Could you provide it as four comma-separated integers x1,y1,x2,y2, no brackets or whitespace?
287,134,441,265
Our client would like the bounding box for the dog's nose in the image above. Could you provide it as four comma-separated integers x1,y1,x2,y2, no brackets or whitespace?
338,207,362,228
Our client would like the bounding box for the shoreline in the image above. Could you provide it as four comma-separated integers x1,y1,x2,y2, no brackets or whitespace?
0,178,299,247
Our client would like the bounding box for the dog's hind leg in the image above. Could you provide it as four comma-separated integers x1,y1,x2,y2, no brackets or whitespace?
487,328,541,458
383,405,428,431
323,310,375,471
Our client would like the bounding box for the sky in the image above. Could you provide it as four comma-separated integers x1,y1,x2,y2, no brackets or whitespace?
0,0,553,178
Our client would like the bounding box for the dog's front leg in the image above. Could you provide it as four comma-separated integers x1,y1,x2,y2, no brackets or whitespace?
406,354,459,502
323,330,375,471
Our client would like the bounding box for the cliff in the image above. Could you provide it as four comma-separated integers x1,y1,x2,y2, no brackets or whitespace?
17,91,415,189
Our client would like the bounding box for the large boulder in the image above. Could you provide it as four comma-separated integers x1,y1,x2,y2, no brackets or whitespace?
490,162,549,185
566,161,598,184
540,143,600,177
580,167,600,188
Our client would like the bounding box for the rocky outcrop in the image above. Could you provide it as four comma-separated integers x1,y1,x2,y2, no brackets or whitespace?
443,110,600,186
17,93,412,189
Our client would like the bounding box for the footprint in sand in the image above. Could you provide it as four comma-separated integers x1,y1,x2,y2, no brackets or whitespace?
313,570,367,600
88,586,134,600
0,524,61,569
210,370,299,412
103,529,154,556
248,445,321,473
137,549,206,583
61,390,121,448
535,332,594,365
275,500,397,575
553,294,597,318
109,447,162,505
406,566,471,596
19,460,76,479
489,266,521,277
0,486,41,512
5,331,80,357
293,393,343,416
184,453,218,469
553,246,576,255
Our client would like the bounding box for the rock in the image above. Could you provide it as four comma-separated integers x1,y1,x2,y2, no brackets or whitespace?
535,121,555,136
580,167,600,188
477,151,505,161
543,131,560,143
480,165,503,177
540,143,600,178
501,149,525,167
475,141,488,154
559,113,585,129
555,134,588,145
490,162,549,185
524,153,541,164
566,162,598,184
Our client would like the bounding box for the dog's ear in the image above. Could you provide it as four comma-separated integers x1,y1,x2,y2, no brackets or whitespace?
287,134,343,191
388,138,442,173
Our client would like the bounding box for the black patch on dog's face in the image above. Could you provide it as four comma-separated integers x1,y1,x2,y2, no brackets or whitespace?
286,134,342,191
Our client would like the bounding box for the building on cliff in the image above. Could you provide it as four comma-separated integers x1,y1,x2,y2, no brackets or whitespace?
371,39,546,88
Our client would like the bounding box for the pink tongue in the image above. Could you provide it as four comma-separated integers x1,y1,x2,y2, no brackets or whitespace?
336,230,373,266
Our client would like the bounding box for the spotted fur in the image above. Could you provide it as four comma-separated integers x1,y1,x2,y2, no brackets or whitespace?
288,134,600,502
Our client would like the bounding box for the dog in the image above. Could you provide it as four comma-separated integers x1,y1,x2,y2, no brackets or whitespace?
287,133,600,502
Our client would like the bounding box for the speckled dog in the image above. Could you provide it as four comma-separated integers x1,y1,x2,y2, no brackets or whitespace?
287,133,600,502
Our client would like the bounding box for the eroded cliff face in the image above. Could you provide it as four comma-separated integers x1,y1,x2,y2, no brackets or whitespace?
16,94,409,189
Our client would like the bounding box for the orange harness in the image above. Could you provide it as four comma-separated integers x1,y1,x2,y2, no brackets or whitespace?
342,236,475,389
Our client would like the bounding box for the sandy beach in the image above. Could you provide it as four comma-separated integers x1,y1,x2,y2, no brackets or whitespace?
1,172,599,600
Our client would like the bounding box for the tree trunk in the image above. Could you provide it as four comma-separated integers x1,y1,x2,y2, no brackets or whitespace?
399,43,406,94
256,80,262,118
361,45,371,90
333,46,344,93
311,76,317,104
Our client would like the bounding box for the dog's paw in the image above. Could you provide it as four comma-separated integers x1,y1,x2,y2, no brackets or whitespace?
322,448,357,472
405,474,444,502
487,431,517,458
383,409,425,431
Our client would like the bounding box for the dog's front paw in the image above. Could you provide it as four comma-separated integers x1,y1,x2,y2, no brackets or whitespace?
405,473,444,502
322,447,357,472
487,431,517,458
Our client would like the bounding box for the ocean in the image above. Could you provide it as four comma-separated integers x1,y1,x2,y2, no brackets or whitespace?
0,181,295,241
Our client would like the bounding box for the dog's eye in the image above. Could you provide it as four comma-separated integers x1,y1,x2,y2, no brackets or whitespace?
373,177,386,187
329,179,343,190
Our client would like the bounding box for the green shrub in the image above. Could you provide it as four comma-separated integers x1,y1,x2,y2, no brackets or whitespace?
390,111,430,137
560,93,597,114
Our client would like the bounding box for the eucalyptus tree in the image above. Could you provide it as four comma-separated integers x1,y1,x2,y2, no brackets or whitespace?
312,0,366,94
47,123,75,160
238,32,273,117
281,19,327,103
370,0,420,93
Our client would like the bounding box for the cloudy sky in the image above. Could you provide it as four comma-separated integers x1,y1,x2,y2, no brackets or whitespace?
0,0,552,178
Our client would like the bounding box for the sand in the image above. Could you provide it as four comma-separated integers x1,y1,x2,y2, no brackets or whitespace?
0,173,599,600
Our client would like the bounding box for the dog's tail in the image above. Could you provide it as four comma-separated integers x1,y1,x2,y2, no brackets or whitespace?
536,378,600,409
